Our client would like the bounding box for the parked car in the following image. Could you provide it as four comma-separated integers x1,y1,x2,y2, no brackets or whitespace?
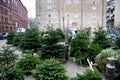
0,34,3,40
2,32,8,39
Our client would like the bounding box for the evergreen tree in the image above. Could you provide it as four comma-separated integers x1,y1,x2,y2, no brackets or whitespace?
13,32,24,46
0,46,22,80
0,46,17,69
115,37,120,49
56,28,65,41
32,58,67,80
70,29,89,65
16,54,40,74
20,27,41,51
7,31,15,44
92,26,111,49
39,28,65,59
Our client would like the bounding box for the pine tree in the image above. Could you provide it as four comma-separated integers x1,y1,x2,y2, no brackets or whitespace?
39,28,65,59
20,27,41,51
32,58,67,80
0,46,21,80
0,46,17,68
70,29,89,65
92,26,111,49
7,31,15,44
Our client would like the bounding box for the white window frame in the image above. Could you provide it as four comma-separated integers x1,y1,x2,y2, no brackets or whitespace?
92,6,96,10
74,0,79,4
66,0,71,4
48,0,52,3
47,6,52,9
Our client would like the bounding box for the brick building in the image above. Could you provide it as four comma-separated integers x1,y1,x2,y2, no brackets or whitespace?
36,0,106,34
0,0,28,33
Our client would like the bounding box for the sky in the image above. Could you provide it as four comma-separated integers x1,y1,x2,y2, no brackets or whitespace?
21,0,36,18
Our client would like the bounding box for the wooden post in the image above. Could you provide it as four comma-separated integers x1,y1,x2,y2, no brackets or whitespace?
105,57,115,80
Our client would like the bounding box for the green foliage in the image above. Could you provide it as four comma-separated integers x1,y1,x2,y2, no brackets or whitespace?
115,52,120,79
70,29,89,65
40,44,65,59
22,49,34,55
32,58,67,80
56,28,65,41
115,53,120,80
70,69,102,80
88,43,102,62
40,28,65,59
7,32,15,44
20,27,41,51
0,66,24,80
92,26,111,49
95,48,115,72
16,54,40,74
95,49,120,79
0,46,17,69
13,32,24,46
0,46,22,80
42,28,60,45
115,37,120,49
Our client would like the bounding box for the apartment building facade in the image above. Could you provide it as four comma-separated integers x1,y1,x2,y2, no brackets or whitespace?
36,0,106,33
106,0,120,28
114,0,120,27
106,0,115,28
0,0,28,33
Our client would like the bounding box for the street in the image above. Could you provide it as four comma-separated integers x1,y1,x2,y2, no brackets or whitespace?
0,40,7,49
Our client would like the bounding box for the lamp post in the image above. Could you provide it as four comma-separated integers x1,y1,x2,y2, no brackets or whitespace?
65,15,69,61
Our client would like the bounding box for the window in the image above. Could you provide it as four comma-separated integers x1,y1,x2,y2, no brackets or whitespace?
6,26,8,32
48,14,51,17
93,0,96,4
5,18,8,24
12,0,14,3
0,7,3,14
92,15,96,24
4,8,8,15
92,6,96,10
3,0,7,3
92,15,96,19
0,0,2,4
49,20,51,23
10,27,12,31
74,0,79,4
47,6,52,9
2,26,4,32
75,14,79,18
1,16,4,23
48,0,52,3
3,0,7,5
8,0,10,3
66,0,71,4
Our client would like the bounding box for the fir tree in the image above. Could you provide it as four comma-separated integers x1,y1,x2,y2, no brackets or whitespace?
92,26,111,49
0,46,17,68
20,27,41,51
70,29,89,65
39,28,65,59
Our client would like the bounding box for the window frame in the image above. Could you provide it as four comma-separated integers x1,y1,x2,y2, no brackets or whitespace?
66,0,71,4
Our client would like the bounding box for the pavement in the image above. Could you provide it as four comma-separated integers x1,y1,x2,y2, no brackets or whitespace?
0,40,7,49
63,60,87,78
